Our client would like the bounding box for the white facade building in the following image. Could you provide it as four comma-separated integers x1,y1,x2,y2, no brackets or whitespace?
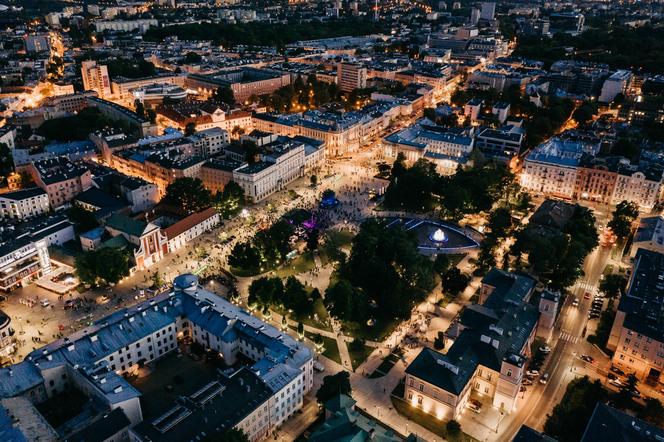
0,188,50,221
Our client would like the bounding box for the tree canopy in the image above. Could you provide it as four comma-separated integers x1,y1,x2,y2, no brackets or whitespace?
608,200,639,239
316,371,352,404
214,181,245,218
164,177,212,214
75,247,130,286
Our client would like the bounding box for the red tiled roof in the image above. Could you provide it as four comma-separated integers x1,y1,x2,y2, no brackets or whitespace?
164,207,218,239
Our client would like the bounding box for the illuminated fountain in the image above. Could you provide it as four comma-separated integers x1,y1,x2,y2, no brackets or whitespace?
429,228,447,244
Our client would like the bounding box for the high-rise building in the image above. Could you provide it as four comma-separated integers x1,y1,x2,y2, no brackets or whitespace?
480,2,496,20
81,60,112,98
337,62,367,92
470,7,480,25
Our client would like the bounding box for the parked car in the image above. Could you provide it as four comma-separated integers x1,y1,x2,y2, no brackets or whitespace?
584,292,591,299
611,367,625,376
609,378,623,387
572,298,579,307
526,370,539,377
539,346,551,354
466,399,482,414
588,313,600,319
581,355,595,363
522,378,533,386
40,299,50,308
313,361,325,372
540,373,549,384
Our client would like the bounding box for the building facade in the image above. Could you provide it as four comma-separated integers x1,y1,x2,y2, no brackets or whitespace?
0,188,50,221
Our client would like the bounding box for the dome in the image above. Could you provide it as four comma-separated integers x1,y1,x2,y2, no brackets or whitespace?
173,274,199,292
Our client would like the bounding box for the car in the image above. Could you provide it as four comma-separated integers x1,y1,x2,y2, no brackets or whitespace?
40,299,50,307
611,367,625,376
540,373,549,384
609,378,623,387
526,369,539,377
522,378,533,386
539,346,551,354
313,361,325,372
588,313,600,319
466,399,482,414
584,292,591,299
572,298,579,307
581,355,595,363
629,389,641,398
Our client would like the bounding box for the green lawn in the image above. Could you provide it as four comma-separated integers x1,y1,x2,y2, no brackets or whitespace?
302,331,341,364
348,343,375,371
391,395,479,442
369,352,401,378
273,252,317,278
340,316,401,342
275,297,333,332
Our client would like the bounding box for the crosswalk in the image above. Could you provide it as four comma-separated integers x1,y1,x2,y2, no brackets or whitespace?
559,331,580,344
575,282,597,293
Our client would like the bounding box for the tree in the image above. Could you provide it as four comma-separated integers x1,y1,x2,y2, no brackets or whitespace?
434,331,445,350
75,247,130,286
310,175,318,187
151,271,165,289
446,420,461,437
134,99,146,119
599,274,627,300
543,376,608,442
441,268,470,297
608,200,639,239
184,122,196,136
164,177,212,214
214,181,245,218
0,142,13,176
306,229,320,252
325,279,366,322
316,371,352,404
248,276,284,308
433,254,450,277
228,241,261,271
488,207,513,238
297,321,304,337
68,205,99,233
572,101,598,125
640,398,664,426
283,276,308,315
183,51,202,64
214,85,235,105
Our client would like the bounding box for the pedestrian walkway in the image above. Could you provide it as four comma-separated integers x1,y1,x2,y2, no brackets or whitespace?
559,331,580,344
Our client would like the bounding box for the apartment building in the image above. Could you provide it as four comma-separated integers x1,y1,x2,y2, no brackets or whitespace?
337,62,367,92
28,157,93,208
0,187,50,221
0,274,313,442
81,60,112,98
608,248,664,385
404,269,544,421
630,216,664,258
200,158,244,194
157,100,253,134
189,127,230,158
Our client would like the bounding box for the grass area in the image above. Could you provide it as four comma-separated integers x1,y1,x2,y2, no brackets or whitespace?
273,252,318,278
297,329,341,364
369,351,402,378
340,316,401,342
275,297,333,332
348,342,375,370
391,394,479,442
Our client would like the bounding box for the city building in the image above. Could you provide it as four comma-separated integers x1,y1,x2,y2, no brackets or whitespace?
0,187,50,221
630,216,664,258
254,101,405,157
475,123,524,162
480,2,496,20
28,157,93,208
608,248,664,384
382,119,474,175
200,158,244,194
131,83,188,107
0,310,15,358
232,135,324,202
0,216,74,292
186,68,291,103
599,70,632,103
188,127,230,158
104,213,168,270
404,269,547,421
81,60,112,99
0,274,312,442
86,97,158,137
464,98,483,122
94,19,158,33
157,100,253,134
164,207,220,252
337,62,368,92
